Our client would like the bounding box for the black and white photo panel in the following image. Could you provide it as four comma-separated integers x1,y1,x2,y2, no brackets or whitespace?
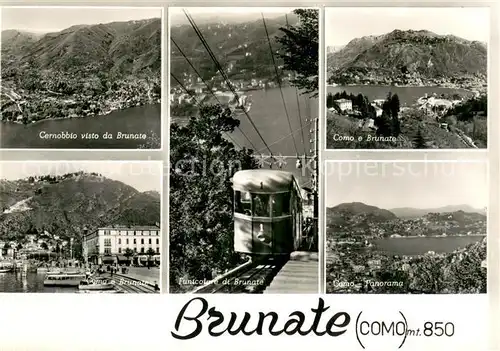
325,7,488,150
0,161,162,293
169,7,320,294
324,161,487,294
0,7,163,149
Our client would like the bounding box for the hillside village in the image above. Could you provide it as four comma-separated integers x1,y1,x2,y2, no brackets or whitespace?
0,76,161,124
329,69,487,95
0,18,161,124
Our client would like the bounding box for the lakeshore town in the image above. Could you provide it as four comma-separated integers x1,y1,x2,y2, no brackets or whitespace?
0,74,161,124
328,64,487,94
326,213,487,294
0,224,161,293
169,72,295,114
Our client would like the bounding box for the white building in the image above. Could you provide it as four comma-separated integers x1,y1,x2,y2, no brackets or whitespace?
334,98,352,112
371,104,383,117
83,224,161,266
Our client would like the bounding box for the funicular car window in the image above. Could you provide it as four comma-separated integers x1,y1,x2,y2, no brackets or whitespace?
272,193,290,216
252,194,270,217
235,191,252,215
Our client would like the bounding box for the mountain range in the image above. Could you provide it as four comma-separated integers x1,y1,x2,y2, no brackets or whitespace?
389,205,486,218
0,173,160,241
327,202,397,228
327,201,486,228
1,18,161,74
170,14,297,79
327,29,487,80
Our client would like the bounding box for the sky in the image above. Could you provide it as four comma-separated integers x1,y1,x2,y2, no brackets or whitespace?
325,161,488,210
325,7,490,47
170,7,297,26
1,7,161,33
0,161,162,193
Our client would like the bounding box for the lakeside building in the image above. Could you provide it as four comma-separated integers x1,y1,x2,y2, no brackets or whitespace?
334,98,352,112
83,224,161,266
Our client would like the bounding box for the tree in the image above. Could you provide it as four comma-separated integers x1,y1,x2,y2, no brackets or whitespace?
169,104,258,292
124,248,134,259
389,94,401,136
40,242,49,250
408,256,445,293
277,9,319,96
146,248,156,267
381,93,401,136
375,112,393,137
413,127,427,149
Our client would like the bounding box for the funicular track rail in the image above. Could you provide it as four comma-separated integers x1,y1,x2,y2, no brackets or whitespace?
192,256,289,294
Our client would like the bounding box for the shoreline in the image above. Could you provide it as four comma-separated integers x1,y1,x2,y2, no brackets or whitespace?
382,234,486,239
1,101,160,126
326,83,479,93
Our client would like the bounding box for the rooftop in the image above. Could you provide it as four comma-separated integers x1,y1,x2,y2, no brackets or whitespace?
98,225,160,231
232,169,298,193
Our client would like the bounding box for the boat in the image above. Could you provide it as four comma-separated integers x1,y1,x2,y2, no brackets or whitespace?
43,272,86,287
0,262,13,273
213,91,252,113
78,278,115,291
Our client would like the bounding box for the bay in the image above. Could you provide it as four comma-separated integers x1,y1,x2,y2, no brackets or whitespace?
1,104,161,149
171,86,318,187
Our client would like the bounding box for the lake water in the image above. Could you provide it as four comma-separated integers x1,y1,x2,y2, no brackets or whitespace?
373,235,485,256
327,85,473,106
1,104,161,149
172,86,318,186
0,271,77,293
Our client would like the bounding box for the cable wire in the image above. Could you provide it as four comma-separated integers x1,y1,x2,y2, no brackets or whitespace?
170,37,257,150
261,13,299,157
183,9,275,158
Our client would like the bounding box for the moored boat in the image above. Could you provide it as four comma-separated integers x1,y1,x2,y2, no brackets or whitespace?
0,262,14,273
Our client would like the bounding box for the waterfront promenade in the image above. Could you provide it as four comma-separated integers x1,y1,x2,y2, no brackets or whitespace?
123,266,160,286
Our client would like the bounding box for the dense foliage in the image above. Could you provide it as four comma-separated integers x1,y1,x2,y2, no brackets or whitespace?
376,92,401,137
445,95,487,122
277,9,319,95
169,104,258,293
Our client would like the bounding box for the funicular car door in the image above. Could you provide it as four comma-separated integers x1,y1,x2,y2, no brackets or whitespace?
251,193,273,255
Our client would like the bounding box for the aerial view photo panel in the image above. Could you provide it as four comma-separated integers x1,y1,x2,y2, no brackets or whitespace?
325,7,489,149
0,7,162,149
325,161,487,294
